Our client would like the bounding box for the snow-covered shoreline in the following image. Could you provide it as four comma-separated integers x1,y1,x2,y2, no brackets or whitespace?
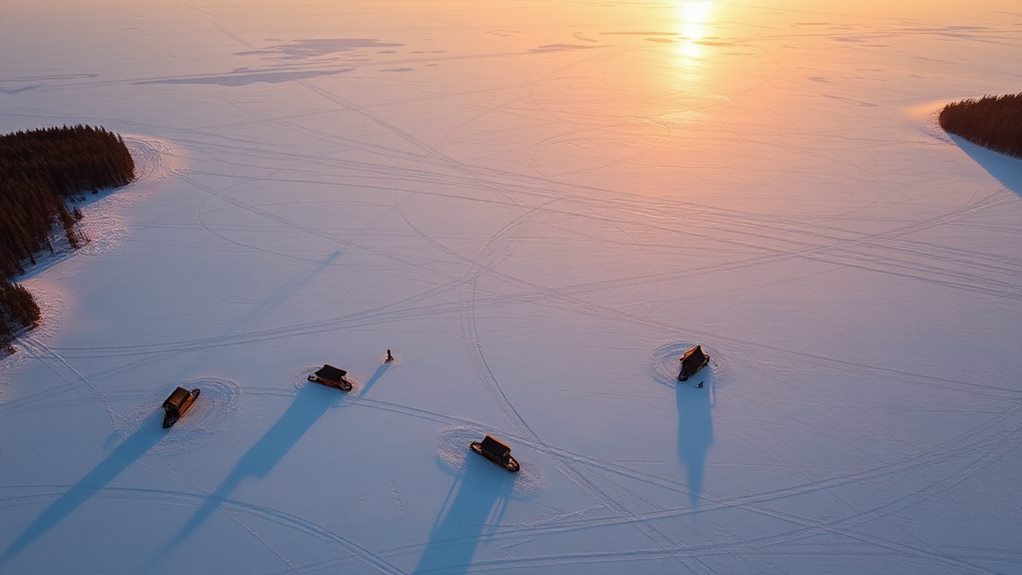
2,2,1021,573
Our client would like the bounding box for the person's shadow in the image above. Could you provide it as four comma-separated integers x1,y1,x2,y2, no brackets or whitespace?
148,381,346,565
950,135,1022,197
676,374,714,508
0,412,166,565
359,362,391,397
412,453,514,574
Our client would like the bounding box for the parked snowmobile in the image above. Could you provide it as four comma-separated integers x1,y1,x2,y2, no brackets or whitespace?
162,386,201,428
470,434,520,473
308,364,352,391
678,344,710,383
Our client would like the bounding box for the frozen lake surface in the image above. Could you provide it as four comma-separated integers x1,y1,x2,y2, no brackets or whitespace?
2,1,1021,573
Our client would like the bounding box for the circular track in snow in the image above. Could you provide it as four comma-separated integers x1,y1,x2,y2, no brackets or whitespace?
120,377,241,454
434,426,543,499
121,134,185,183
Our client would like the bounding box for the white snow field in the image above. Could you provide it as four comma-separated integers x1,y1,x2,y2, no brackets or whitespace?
2,1,1022,573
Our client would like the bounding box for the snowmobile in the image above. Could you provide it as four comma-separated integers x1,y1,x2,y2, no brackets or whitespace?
308,364,352,391
470,434,520,473
678,344,710,384
162,386,201,428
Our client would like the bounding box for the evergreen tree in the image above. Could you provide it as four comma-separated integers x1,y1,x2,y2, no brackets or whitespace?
0,125,135,351
939,93,1022,158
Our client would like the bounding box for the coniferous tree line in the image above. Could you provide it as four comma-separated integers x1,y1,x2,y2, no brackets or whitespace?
0,125,135,351
939,93,1022,158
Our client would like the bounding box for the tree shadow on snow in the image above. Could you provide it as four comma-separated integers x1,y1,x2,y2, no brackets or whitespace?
950,135,1022,197
102,250,341,387
0,412,166,565
169,250,341,379
147,382,346,566
412,455,514,574
677,375,714,508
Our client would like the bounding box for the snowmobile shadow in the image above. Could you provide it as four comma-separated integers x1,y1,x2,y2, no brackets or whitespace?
676,374,714,508
950,134,1022,197
413,456,514,574
0,411,167,565
149,382,346,565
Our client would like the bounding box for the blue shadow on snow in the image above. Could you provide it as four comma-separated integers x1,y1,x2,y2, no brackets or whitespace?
950,134,1022,197
676,374,714,508
359,362,391,397
412,453,514,574
0,412,166,565
150,381,346,563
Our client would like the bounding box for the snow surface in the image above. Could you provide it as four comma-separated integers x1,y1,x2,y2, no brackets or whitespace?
2,1,1022,573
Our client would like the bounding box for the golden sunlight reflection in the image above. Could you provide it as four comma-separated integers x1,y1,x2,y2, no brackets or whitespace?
675,1,714,62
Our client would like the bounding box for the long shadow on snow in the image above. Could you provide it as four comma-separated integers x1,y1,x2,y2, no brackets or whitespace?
412,454,513,574
95,250,341,394
168,250,341,379
677,374,714,508
359,363,391,397
0,412,166,565
150,382,346,563
950,135,1022,196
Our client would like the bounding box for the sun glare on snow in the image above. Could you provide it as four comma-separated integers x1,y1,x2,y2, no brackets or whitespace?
675,1,714,61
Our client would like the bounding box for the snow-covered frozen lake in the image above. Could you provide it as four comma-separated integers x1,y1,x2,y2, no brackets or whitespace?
2,1,1021,573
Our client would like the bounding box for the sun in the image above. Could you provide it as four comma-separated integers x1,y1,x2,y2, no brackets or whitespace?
676,1,714,60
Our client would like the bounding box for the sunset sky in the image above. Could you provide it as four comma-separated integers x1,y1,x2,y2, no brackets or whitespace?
2,2,1021,574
